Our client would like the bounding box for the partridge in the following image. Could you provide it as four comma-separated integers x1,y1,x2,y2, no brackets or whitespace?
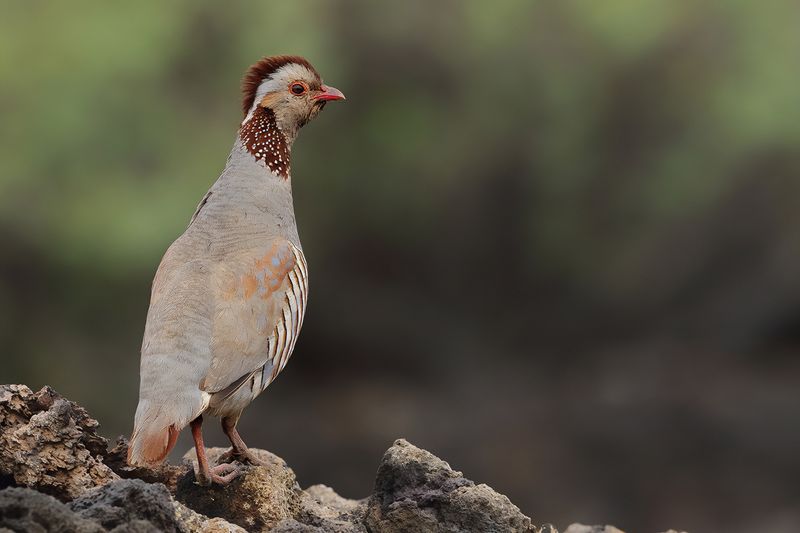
127,56,345,485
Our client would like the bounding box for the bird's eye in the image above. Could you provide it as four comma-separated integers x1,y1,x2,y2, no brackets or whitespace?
290,83,307,95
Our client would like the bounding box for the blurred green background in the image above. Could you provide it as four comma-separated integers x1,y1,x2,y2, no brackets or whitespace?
2,1,800,531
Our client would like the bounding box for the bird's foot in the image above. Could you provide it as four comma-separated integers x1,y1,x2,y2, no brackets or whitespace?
197,462,240,486
217,447,267,467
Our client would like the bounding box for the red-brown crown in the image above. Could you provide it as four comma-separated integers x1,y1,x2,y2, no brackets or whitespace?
241,55,321,116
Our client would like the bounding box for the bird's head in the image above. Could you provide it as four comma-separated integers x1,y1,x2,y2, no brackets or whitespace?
241,55,345,143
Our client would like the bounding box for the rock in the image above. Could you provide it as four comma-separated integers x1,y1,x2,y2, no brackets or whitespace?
0,384,118,501
296,484,367,532
365,438,534,533
0,487,104,532
563,526,625,533
1,385,690,533
69,479,181,532
172,500,248,533
106,436,189,494
176,447,300,532
559,524,687,533
199,517,251,532
0,481,246,533
269,519,325,532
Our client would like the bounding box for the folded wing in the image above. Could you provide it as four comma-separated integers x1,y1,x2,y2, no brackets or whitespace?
201,238,308,398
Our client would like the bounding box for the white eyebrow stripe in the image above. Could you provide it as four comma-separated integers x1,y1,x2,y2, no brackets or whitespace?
243,63,319,123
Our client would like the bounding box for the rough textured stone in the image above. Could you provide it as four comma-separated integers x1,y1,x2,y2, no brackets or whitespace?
69,479,180,532
0,482,247,533
0,486,104,532
561,525,687,533
172,500,248,533
270,519,326,532
177,447,300,532
0,384,118,501
106,436,189,494
0,384,690,533
365,439,534,533
296,484,367,532
564,526,626,533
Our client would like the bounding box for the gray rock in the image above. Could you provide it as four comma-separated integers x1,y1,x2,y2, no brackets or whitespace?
0,486,104,532
562,525,689,533
0,384,691,533
270,519,326,532
563,526,625,533
106,436,189,494
69,479,180,532
172,500,248,532
0,480,246,533
365,439,534,533
108,519,163,532
296,484,367,533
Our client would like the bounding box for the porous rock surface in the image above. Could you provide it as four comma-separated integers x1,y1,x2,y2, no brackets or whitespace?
0,487,104,533
69,478,182,532
0,384,686,532
563,526,627,533
0,384,117,500
366,439,532,533
563,527,687,533
177,447,301,531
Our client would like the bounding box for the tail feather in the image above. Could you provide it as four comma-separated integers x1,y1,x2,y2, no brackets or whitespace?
129,358,209,466
128,422,180,466
128,398,185,466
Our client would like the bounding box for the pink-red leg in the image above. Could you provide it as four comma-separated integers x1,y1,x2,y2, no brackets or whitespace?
218,416,266,466
190,416,241,485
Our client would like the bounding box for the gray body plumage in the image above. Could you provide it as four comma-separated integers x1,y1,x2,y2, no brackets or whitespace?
127,55,342,471
129,139,307,465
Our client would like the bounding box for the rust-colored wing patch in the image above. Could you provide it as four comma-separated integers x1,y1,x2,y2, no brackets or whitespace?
233,242,295,302
202,239,302,395
215,240,295,308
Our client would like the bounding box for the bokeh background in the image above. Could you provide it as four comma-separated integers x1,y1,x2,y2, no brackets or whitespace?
2,1,800,531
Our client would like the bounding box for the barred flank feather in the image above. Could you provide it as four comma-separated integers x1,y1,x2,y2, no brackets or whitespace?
208,243,309,409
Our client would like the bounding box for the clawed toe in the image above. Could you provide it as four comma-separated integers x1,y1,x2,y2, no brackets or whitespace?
220,419,270,467
216,447,265,467
237,450,267,466
216,448,235,464
198,462,241,486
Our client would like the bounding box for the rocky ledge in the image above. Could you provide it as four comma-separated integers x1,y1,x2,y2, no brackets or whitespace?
0,385,685,533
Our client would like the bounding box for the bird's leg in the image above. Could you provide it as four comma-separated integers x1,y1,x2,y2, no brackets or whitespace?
190,416,241,486
218,416,267,466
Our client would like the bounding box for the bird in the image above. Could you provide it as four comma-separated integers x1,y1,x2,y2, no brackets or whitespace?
127,56,345,485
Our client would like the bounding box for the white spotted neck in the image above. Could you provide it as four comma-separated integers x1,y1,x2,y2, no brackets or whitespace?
239,107,291,179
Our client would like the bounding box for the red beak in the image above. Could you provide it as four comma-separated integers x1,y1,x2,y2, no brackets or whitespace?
313,85,346,102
